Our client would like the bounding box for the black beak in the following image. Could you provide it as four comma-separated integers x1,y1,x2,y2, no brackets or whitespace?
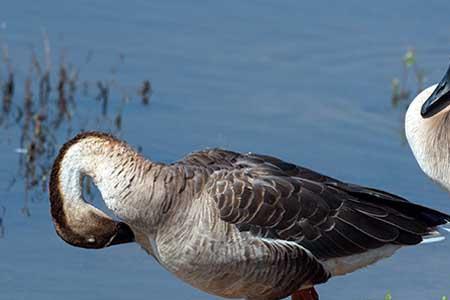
421,64,450,118
108,221,135,246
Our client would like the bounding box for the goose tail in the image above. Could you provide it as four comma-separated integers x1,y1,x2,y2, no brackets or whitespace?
421,223,450,244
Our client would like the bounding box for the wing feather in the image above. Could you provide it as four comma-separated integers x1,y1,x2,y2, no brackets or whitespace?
177,148,450,260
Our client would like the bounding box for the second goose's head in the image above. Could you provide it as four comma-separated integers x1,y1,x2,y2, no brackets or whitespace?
421,64,450,118
406,64,450,192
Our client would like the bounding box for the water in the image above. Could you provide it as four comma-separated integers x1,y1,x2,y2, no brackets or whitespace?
2,1,450,299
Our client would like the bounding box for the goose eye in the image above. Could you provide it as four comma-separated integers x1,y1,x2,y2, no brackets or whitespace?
87,237,96,243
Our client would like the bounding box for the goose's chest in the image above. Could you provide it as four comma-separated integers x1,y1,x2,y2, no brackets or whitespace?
152,230,263,298
156,231,231,276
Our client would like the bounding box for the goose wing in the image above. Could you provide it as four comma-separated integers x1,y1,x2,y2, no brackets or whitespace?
180,149,449,260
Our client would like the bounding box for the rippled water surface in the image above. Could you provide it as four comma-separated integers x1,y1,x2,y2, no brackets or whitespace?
2,1,450,299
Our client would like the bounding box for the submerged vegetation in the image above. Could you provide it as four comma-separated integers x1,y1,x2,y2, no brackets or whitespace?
391,48,425,109
390,48,426,143
0,32,152,233
381,291,448,300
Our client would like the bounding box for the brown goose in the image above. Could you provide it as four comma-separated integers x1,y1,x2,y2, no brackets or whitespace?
49,131,450,300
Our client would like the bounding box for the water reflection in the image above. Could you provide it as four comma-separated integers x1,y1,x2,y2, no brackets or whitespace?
0,35,151,228
0,205,5,238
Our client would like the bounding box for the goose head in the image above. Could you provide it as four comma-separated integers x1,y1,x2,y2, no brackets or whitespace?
49,132,135,249
406,64,450,192
421,65,450,118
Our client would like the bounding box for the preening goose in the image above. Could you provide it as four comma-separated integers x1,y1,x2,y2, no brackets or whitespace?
49,132,450,300
406,64,450,193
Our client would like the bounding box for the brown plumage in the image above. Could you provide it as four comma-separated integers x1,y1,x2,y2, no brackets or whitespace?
49,132,134,248
176,148,448,260
49,132,450,300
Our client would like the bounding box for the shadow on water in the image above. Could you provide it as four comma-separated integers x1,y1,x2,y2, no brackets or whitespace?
0,32,152,233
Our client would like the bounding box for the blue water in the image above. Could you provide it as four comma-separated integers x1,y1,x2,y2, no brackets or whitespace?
2,1,450,299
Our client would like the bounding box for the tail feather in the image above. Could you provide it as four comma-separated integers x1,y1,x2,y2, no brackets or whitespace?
337,183,450,227
421,222,450,244
322,181,450,250
441,223,450,233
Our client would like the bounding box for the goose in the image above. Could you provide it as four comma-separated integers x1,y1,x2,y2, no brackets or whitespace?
406,63,450,193
49,131,450,300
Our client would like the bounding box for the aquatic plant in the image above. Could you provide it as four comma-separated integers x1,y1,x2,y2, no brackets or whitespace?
390,48,427,144
384,290,392,300
0,31,152,232
391,48,425,109
379,291,448,300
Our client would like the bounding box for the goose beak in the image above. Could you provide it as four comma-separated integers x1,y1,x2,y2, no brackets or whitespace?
108,221,135,246
421,64,450,118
